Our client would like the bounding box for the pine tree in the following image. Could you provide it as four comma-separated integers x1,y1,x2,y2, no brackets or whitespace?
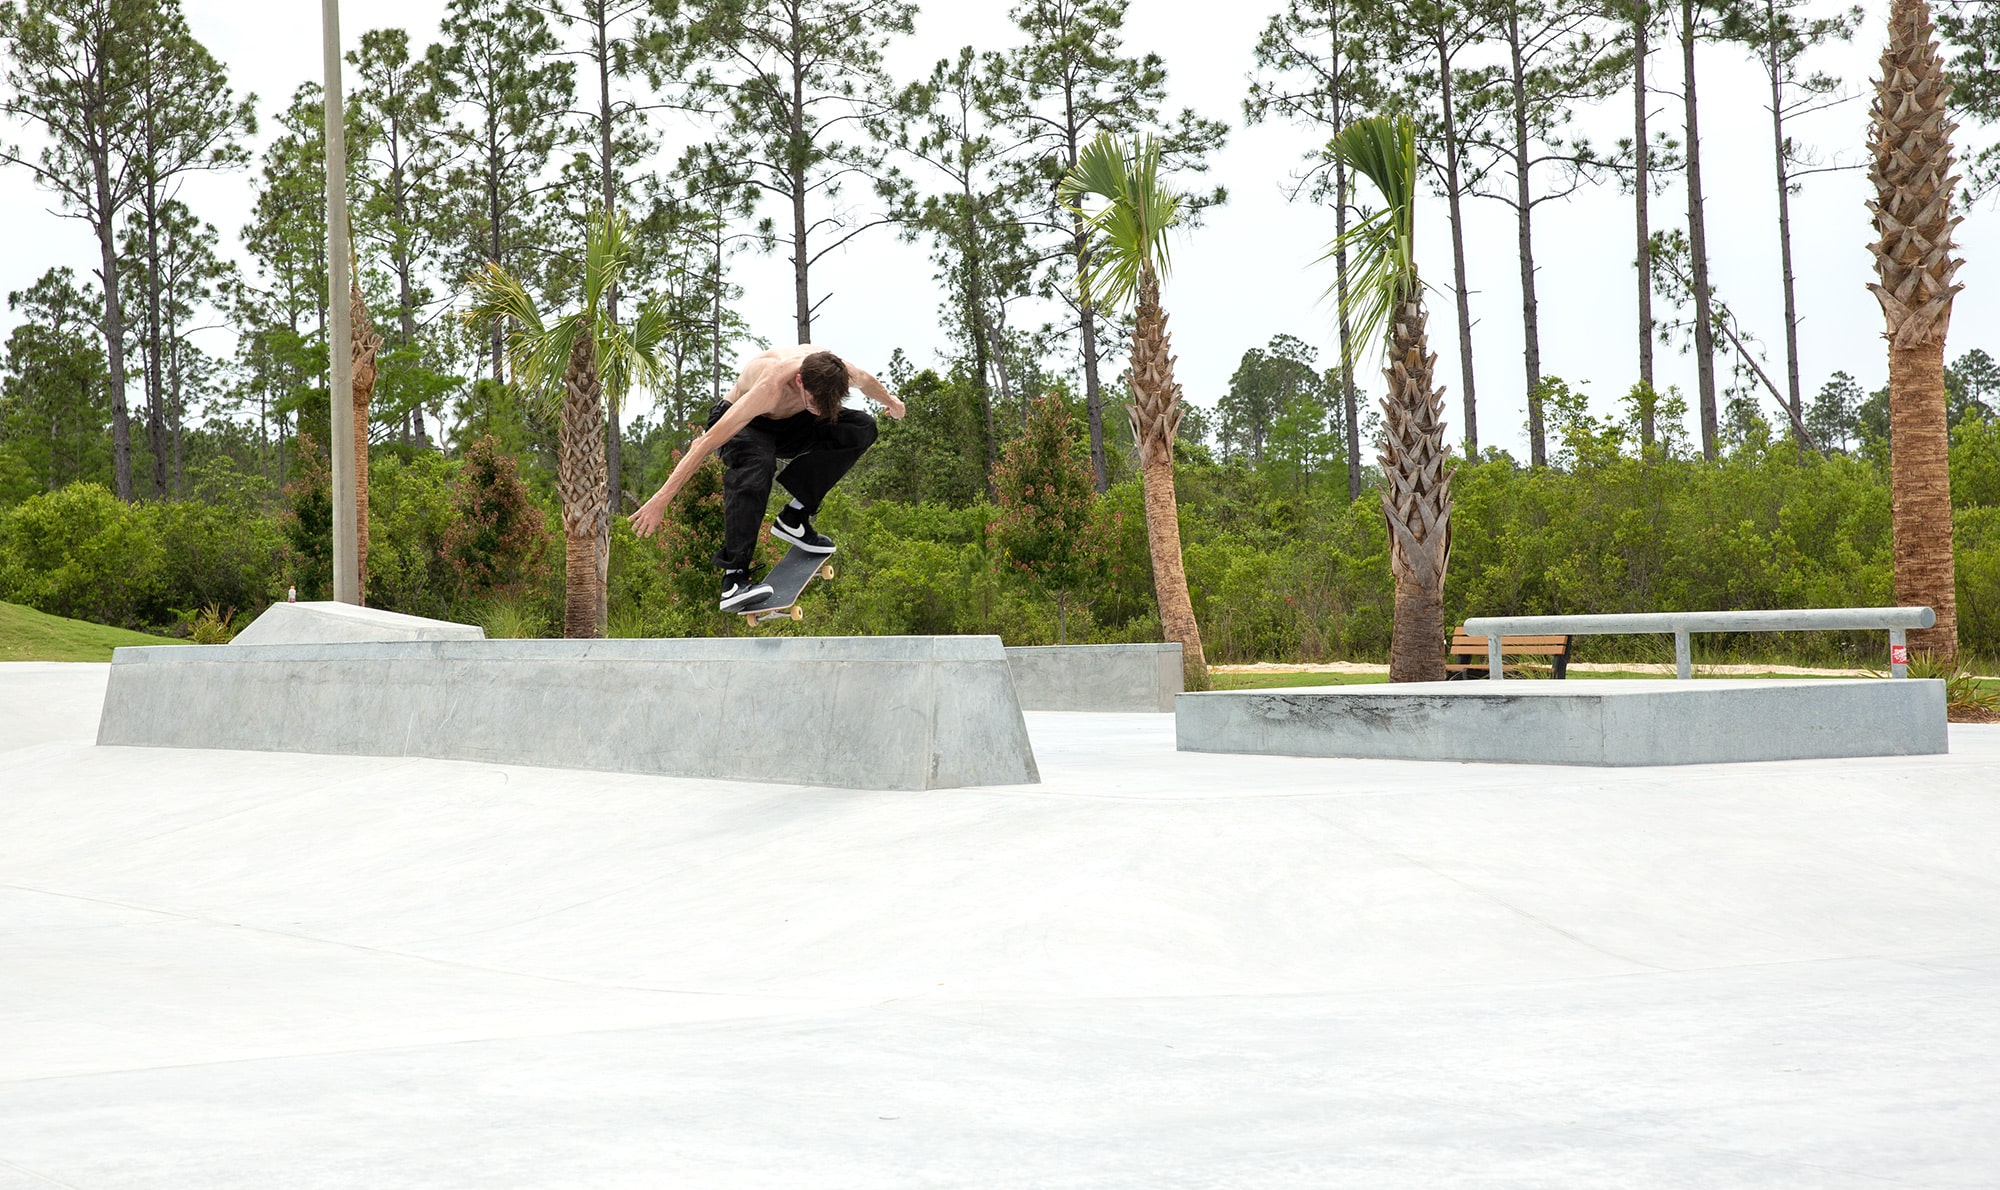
0,0,152,499
893,46,1039,491
1725,0,1858,449
124,0,253,497
350,27,455,448
0,269,110,499
996,0,1227,493
680,0,915,344
1463,0,1620,467
429,0,576,384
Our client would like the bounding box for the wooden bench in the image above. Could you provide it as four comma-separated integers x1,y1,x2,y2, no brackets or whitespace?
1445,629,1572,680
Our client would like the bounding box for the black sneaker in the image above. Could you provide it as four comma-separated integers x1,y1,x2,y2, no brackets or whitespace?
771,508,836,553
719,570,773,611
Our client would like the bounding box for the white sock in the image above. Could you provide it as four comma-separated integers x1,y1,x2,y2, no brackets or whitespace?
785,499,805,515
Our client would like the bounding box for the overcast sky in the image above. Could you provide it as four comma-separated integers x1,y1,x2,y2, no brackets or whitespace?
1,0,1994,459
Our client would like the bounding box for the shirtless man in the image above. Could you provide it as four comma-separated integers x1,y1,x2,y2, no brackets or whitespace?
629,345,906,610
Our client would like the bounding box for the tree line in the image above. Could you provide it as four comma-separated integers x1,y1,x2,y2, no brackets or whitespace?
4,0,1991,513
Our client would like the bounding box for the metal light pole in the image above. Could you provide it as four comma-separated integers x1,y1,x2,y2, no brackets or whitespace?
323,0,358,604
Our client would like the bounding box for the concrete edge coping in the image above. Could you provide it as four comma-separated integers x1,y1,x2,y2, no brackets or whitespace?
113,634,1011,666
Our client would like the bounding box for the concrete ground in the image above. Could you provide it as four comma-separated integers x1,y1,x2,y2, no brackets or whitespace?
3,661,1998,1189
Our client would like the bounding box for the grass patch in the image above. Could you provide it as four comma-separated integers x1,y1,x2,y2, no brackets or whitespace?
1209,671,1389,691
0,601,187,662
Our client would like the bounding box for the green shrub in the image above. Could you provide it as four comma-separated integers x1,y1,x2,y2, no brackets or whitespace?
0,483,162,627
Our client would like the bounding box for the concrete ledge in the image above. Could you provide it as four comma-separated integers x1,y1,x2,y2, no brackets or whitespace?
98,636,1039,790
1176,678,1948,766
231,601,485,645
1005,644,1183,712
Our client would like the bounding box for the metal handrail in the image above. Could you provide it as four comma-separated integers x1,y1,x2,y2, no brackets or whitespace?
1461,606,1936,680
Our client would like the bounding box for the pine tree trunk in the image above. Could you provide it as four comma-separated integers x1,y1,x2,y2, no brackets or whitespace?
1505,11,1546,467
1378,276,1453,683
143,169,169,498
1439,27,1478,457
1634,1,1657,447
597,7,623,515
1869,0,1964,659
1079,240,1108,493
94,154,133,501
1768,0,1807,446
1681,0,1720,460
1336,164,1362,500
557,334,610,638
1128,270,1208,691
789,22,812,344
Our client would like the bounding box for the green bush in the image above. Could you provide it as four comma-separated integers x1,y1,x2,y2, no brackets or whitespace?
0,483,162,627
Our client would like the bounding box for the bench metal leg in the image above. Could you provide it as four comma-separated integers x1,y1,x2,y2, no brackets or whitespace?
1890,627,1908,678
1675,629,1691,680
1488,636,1504,681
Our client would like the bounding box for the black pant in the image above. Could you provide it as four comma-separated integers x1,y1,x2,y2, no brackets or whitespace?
707,399,878,571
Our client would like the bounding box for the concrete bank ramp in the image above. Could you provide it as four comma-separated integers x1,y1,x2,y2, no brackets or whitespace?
231,600,486,645
97,635,1038,790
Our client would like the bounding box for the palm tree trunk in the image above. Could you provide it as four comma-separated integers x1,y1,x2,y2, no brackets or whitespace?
350,276,381,601
1888,344,1956,653
558,334,610,638
1128,270,1208,690
1870,0,1964,659
1379,277,1453,683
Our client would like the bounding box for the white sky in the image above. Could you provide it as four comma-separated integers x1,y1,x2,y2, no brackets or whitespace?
1,0,1995,459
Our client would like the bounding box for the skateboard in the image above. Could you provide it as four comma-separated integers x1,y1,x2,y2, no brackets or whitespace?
738,544,835,626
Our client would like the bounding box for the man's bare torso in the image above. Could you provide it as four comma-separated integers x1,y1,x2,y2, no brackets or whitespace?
726,344,830,419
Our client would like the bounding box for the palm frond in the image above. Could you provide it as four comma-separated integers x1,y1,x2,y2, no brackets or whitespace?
1058,132,1183,313
460,207,677,414
583,208,633,321
1321,114,1421,366
463,262,571,394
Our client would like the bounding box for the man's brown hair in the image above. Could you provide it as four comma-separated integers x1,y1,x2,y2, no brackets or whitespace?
798,351,849,422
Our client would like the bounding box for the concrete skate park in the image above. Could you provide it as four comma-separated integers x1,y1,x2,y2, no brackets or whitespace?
4,607,1999,1187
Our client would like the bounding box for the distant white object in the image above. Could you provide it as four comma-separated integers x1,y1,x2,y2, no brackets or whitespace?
230,601,485,646
287,586,297,604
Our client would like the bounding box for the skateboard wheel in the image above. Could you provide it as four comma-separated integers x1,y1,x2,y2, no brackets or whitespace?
789,606,803,621
820,564,835,580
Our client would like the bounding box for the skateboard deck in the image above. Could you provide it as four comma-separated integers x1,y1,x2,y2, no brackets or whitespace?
738,544,835,625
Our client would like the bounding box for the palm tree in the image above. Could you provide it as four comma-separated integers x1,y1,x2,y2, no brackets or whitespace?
1868,0,1963,660
466,210,669,638
1059,132,1209,692
1327,115,1453,683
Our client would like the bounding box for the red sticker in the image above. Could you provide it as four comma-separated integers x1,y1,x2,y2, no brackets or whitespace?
1891,644,1909,666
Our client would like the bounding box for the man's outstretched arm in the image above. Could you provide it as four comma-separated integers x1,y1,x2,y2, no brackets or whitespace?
848,365,907,419
628,390,770,537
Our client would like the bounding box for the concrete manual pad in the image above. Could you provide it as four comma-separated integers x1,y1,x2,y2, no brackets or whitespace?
95,635,1038,790
229,599,486,645
1177,677,1948,765
1006,643,1182,711
6,663,2000,1187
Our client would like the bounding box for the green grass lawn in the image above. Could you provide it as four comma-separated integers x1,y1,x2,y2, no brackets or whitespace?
0,601,187,662
1208,667,1951,691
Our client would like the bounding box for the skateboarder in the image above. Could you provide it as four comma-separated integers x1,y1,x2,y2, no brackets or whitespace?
628,345,906,610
